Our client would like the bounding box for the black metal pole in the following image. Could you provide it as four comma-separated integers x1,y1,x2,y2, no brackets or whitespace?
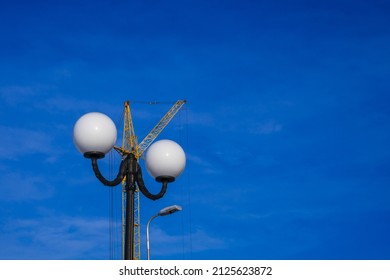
124,154,137,260
124,185,135,260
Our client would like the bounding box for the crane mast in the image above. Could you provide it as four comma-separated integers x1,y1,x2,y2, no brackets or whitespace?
113,99,186,259
116,101,141,260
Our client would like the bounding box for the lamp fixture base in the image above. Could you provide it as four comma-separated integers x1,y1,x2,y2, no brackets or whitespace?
155,176,175,183
84,151,105,159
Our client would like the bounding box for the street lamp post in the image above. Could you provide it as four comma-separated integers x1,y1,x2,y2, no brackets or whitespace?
73,112,186,260
146,205,182,260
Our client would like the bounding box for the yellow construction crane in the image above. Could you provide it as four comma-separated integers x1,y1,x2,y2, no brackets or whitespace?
113,100,186,260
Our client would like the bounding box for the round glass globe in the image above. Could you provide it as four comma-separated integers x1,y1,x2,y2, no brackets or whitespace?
73,112,117,156
145,139,186,180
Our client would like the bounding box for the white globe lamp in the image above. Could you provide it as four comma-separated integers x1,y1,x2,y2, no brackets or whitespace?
73,112,117,158
145,139,186,182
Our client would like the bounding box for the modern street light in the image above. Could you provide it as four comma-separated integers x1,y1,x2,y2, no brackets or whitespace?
146,205,182,260
73,112,186,260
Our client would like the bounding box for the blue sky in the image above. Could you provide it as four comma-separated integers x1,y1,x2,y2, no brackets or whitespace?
0,0,389,260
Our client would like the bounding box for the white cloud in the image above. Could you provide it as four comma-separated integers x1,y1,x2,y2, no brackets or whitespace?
0,85,115,115
0,172,54,201
37,95,113,114
186,110,215,126
250,120,282,135
0,85,39,105
0,215,110,259
147,226,226,257
186,153,221,175
0,125,54,160
190,228,227,252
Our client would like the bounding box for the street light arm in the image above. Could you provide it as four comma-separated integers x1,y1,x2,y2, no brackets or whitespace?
146,205,182,260
135,162,169,201
91,157,127,187
146,214,158,260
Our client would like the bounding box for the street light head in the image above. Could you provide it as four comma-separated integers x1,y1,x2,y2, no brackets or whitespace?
73,112,117,158
158,205,182,216
145,139,186,181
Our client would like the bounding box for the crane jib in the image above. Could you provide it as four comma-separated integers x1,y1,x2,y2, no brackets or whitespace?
136,100,186,158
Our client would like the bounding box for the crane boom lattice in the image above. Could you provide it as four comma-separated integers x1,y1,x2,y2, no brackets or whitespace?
137,100,186,158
